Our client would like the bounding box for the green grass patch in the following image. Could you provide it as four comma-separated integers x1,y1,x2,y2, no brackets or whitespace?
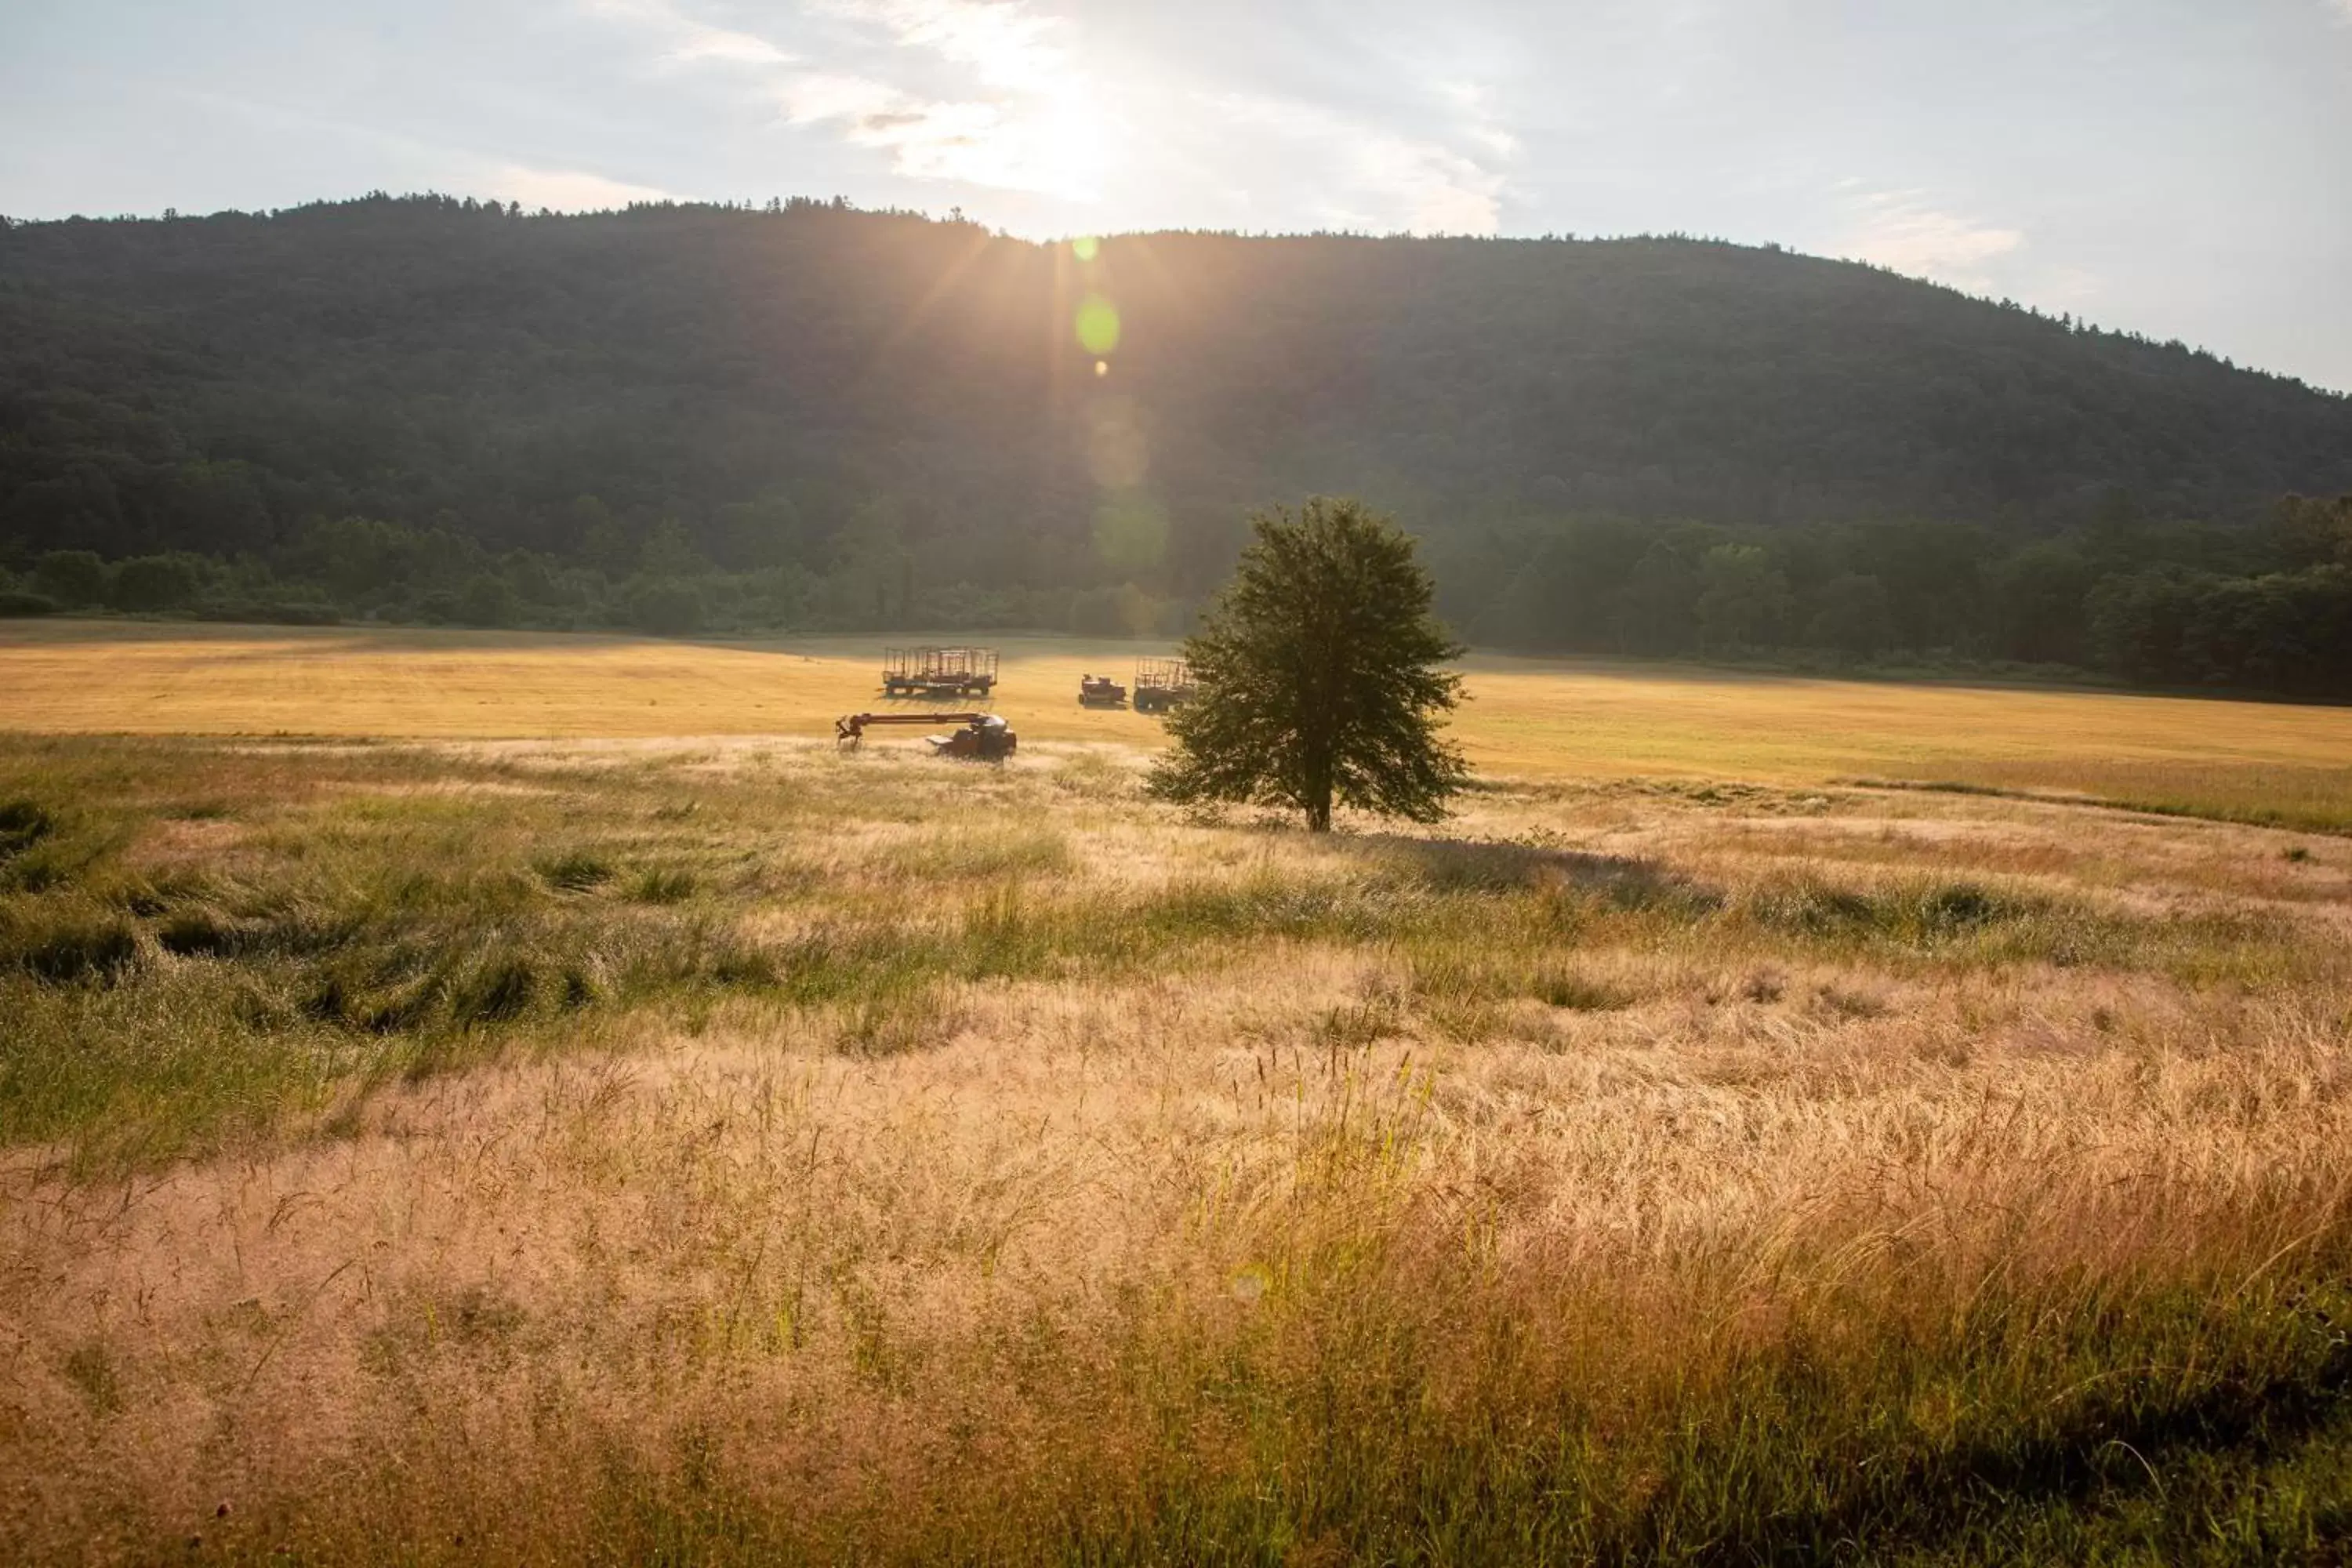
0,797,57,858
1857,770,2352,838
2,906,141,985
629,866,699,903
536,849,616,891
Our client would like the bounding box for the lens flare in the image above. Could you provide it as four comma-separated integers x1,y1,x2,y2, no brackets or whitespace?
1093,493,1168,575
1087,395,1149,490
1075,294,1120,356
1072,235,1100,263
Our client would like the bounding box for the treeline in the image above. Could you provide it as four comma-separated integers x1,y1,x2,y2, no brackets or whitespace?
0,512,1192,639
6,494,2348,699
1462,493,2352,697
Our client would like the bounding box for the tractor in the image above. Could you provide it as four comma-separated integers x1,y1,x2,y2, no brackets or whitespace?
834,711,1018,760
1132,656,1195,714
1078,672,1127,707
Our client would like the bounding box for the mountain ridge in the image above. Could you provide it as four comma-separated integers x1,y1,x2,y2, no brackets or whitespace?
5,194,2349,562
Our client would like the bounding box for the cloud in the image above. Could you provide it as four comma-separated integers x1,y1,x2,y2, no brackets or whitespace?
1214,93,1508,236
781,71,1100,197
585,0,1098,197
1356,134,1507,234
487,163,676,210
1435,79,1521,159
584,0,795,69
779,72,906,125
171,90,680,214
668,27,796,67
1837,187,2024,292
581,0,1098,198
1828,185,2108,315
826,0,1069,93
773,2,1105,198
579,0,1512,223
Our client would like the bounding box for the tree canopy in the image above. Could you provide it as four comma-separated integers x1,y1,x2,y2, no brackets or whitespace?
1149,497,1466,831
9,197,2352,567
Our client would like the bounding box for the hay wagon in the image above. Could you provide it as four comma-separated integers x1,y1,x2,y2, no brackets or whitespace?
1132,657,1195,714
882,646,1000,699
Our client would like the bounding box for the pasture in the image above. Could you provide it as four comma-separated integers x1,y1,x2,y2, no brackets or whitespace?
2,620,2350,1563
7,618,2352,829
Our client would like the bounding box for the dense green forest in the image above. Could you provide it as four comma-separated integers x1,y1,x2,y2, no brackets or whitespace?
3,194,2350,692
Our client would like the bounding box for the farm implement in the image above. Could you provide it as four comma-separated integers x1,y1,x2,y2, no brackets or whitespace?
1132,657,1195,713
1078,672,1128,707
882,646,1000,698
834,711,1018,760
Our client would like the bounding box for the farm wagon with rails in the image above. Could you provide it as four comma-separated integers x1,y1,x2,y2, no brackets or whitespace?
881,647,1000,699
1132,657,1195,713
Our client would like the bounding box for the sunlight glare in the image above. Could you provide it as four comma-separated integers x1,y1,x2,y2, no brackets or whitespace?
1075,293,1121,356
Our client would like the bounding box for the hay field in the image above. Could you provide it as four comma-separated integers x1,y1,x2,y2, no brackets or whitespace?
6,619,2351,830
3,629,2352,1563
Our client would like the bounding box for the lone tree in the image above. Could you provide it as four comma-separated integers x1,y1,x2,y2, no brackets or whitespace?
1149,496,1468,832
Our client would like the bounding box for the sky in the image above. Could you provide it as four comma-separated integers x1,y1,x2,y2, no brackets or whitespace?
5,0,2351,392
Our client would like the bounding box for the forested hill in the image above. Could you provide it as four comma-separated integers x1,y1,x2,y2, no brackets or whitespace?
5,194,2352,693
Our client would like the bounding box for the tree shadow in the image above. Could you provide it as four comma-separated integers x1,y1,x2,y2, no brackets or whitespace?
1334,831,1723,914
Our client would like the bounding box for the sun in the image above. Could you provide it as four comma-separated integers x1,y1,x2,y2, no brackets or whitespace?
996,78,1113,203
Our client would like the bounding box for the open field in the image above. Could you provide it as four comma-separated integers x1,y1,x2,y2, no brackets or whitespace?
7,618,2352,831
4,630,2352,1562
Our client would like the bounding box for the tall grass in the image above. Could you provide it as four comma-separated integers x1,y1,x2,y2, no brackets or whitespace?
2,734,2350,1562
0,738,2318,1160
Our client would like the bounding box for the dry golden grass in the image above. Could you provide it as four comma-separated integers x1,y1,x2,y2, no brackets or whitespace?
3,728,2350,1562
7,620,2351,830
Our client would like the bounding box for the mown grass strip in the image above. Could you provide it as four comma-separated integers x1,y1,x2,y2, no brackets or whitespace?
1847,775,2352,838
